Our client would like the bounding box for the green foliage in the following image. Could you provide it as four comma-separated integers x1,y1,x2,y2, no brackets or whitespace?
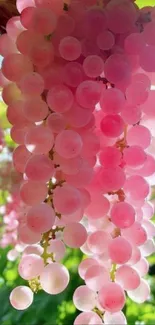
136,0,155,8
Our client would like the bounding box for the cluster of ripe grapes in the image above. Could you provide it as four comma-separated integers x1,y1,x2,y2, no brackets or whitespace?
0,0,155,324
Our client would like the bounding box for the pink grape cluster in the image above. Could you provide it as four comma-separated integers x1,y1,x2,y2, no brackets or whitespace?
1,0,155,323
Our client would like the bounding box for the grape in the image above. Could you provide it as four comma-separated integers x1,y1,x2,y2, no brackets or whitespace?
122,222,147,246
55,130,83,159
85,194,110,219
85,264,110,292
104,311,127,325
104,54,131,85
10,286,33,310
73,285,97,311
11,121,34,145
83,55,104,78
139,240,155,257
121,104,141,125
23,245,43,256
2,82,21,105
47,239,66,262
108,237,132,264
63,222,87,248
100,115,124,138
76,80,102,109
18,254,44,280
54,154,83,176
6,16,24,41
0,34,17,57
100,88,125,115
22,97,48,122
134,258,149,276
127,279,150,303
111,202,135,229
26,203,55,233
115,265,140,290
78,258,99,280
53,184,82,215
40,263,69,294
99,146,121,167
74,311,103,325
64,102,92,128
63,62,84,88
124,175,150,201
97,30,115,51
25,125,54,154
13,145,31,173
18,224,42,245
25,154,54,182
47,84,74,113
59,36,81,61
99,282,125,313
99,166,126,192
7,100,28,125
47,113,66,134
87,230,111,255
20,181,47,206
2,53,33,82
124,33,145,55
19,72,44,95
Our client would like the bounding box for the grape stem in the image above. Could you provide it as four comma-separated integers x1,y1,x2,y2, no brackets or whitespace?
110,263,117,282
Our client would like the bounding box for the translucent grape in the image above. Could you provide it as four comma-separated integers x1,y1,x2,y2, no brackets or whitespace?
53,184,81,215
19,72,44,95
115,265,140,290
111,202,135,229
47,239,66,262
100,88,125,115
74,311,103,325
25,125,54,154
85,264,110,291
108,237,132,264
10,286,33,310
87,230,111,255
63,222,87,248
78,258,99,280
47,84,74,113
40,263,69,294
76,80,102,109
18,254,44,280
26,203,55,233
127,279,150,303
59,36,81,61
20,181,47,206
22,97,48,122
25,154,54,182
99,282,125,313
104,311,127,325
73,285,97,311
83,55,104,78
100,115,124,138
13,145,31,173
2,53,33,82
55,130,83,159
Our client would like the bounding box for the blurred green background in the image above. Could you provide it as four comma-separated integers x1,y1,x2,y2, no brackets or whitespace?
0,0,155,324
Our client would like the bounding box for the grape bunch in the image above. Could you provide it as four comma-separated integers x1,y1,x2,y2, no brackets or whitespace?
1,0,155,323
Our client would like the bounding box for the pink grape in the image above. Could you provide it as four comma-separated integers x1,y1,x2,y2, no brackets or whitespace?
19,72,44,95
22,97,48,122
100,88,125,115
18,254,44,280
104,311,127,325
73,285,97,311
25,154,54,182
85,194,110,219
20,181,47,206
127,246,141,266
143,21,155,46
111,202,135,229
97,30,115,51
23,245,43,256
53,184,81,215
10,286,33,310
63,222,87,248
74,311,102,325
134,257,149,276
6,16,24,41
47,113,66,134
40,263,69,294
104,54,131,85
85,264,110,292
2,82,21,105
99,166,126,192
29,39,54,68
108,237,132,264
124,146,147,167
0,33,17,57
17,0,35,13
25,125,54,154
34,0,63,15
7,100,28,125
2,53,33,82
76,80,102,109
99,146,122,167
124,33,145,55
87,230,111,255
63,62,84,88
54,154,83,176
127,125,151,149
124,175,150,201
122,222,147,246
11,121,34,145
127,279,150,303
142,220,155,238
55,130,83,159
47,84,74,113
83,55,104,78
140,239,155,257
121,104,141,125
13,145,31,173
140,45,155,72
100,115,124,138
64,102,92,128
78,258,99,280
99,282,125,313
115,265,140,290
26,203,55,233
142,202,154,220
18,224,42,245
59,36,81,61
47,239,66,262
